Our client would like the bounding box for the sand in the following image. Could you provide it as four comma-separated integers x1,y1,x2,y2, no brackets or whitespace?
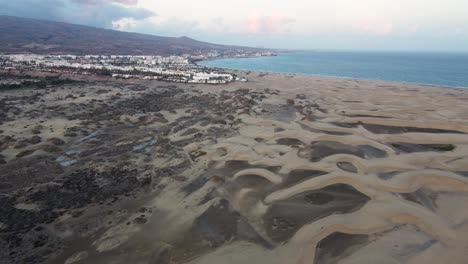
1,71,468,264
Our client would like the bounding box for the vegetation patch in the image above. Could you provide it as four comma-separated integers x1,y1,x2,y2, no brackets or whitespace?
0,75,79,91
431,144,456,151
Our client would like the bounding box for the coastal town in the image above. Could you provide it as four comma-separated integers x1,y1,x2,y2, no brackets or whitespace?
0,51,275,85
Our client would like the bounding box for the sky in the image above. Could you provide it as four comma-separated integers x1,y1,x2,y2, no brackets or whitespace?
1,0,468,51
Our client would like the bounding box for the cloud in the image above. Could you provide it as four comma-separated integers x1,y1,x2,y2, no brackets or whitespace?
72,0,138,6
3,0,467,51
408,24,420,34
245,13,295,34
112,16,201,36
0,0,154,28
361,22,394,36
203,17,230,33
112,17,138,30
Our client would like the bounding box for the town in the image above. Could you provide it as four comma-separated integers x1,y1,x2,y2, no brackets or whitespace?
0,51,275,84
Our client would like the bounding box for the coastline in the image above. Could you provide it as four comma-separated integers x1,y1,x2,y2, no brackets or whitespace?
197,52,468,89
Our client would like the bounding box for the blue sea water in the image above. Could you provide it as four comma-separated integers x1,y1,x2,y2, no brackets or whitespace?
198,51,468,88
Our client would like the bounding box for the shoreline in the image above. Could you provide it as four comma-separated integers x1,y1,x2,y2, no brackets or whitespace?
3,67,468,93
197,54,468,90
224,68,468,91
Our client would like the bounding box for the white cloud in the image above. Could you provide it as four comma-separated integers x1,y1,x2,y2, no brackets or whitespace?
112,17,138,30
124,0,468,50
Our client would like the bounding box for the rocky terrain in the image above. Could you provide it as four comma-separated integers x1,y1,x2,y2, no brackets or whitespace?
1,72,468,264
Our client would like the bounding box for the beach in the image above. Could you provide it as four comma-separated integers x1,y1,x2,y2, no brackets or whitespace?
1,71,468,264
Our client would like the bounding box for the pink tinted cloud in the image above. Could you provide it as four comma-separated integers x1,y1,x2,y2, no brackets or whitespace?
245,13,294,34
73,0,138,5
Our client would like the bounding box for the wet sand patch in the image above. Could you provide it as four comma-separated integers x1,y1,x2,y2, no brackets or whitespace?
364,123,465,134
400,188,438,210
391,142,456,153
314,232,370,264
263,184,370,242
337,162,358,173
285,169,329,186
275,138,305,147
298,141,387,162
169,199,270,263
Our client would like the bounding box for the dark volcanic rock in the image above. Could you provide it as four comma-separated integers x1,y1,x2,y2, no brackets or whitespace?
0,155,63,191
30,168,141,210
28,136,42,144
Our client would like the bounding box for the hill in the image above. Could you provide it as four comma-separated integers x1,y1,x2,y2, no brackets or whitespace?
0,16,263,55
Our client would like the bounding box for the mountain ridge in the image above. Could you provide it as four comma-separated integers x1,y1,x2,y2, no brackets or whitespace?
0,16,265,55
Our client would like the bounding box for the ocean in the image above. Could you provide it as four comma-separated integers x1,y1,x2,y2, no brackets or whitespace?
197,51,468,88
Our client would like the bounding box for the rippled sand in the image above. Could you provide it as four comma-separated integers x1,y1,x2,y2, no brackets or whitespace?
2,71,468,264
180,73,468,264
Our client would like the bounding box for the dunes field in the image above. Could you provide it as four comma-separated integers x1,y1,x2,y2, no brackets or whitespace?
1,71,468,264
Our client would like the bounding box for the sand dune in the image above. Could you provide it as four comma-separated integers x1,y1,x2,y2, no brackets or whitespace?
183,73,468,264
2,72,468,264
